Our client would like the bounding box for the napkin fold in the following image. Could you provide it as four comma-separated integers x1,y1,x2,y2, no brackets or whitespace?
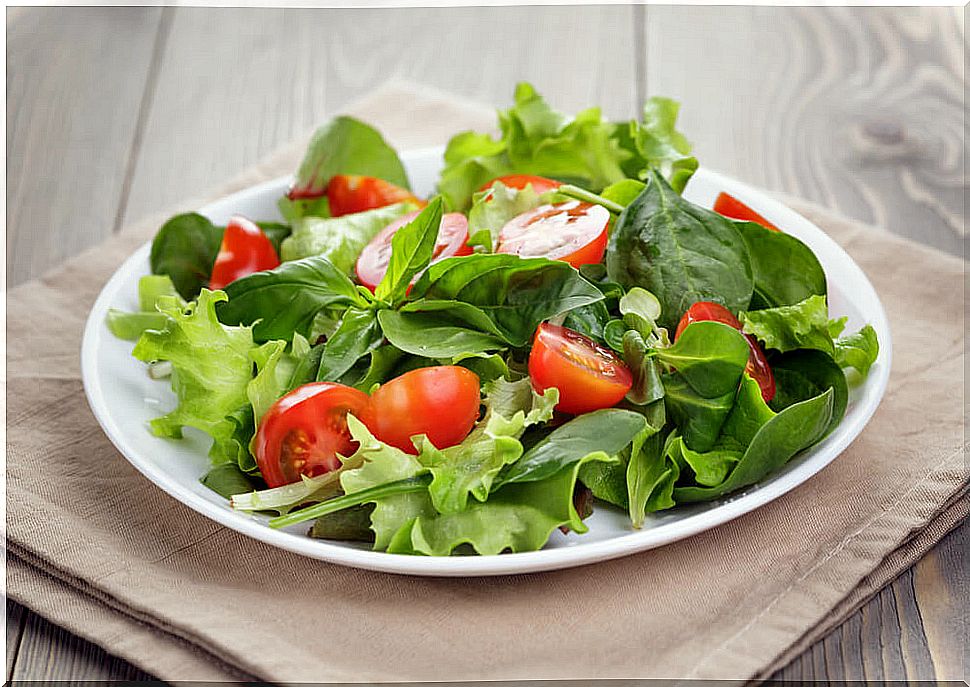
7,82,967,683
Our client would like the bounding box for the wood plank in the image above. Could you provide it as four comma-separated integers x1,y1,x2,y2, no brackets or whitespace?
5,7,164,286
6,600,27,680
642,6,965,256
122,5,638,224
10,607,155,682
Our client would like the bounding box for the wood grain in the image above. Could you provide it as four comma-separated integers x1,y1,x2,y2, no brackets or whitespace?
5,7,164,286
5,5,966,683
641,5,965,256
122,5,637,224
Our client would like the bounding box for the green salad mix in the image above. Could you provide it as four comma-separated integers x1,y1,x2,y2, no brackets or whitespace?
107,84,879,555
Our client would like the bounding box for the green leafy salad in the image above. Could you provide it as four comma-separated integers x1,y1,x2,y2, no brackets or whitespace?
107,83,879,556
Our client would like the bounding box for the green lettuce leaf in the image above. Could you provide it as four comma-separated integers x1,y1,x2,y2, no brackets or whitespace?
740,294,835,355
466,181,550,250
834,324,880,377
279,202,417,274
132,289,258,465
618,97,697,193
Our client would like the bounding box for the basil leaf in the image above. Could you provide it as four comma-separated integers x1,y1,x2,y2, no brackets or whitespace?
149,213,223,299
375,197,444,304
737,221,826,308
673,388,835,503
290,116,409,198
607,171,753,330
411,253,604,346
377,309,506,359
219,256,365,342
497,409,646,486
317,308,384,382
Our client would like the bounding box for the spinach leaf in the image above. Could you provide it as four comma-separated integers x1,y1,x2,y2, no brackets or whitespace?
769,349,848,438
671,438,741,487
377,309,507,359
289,116,409,198
627,404,676,526
410,253,604,346
736,221,826,308
673,388,835,502
497,408,646,486
316,307,384,382
201,463,260,499
835,324,880,377
255,221,292,255
149,213,223,299
662,372,737,452
280,202,416,275
578,458,629,508
653,320,750,397
563,300,612,343
219,256,365,342
607,171,753,330
375,198,444,304
310,504,376,542
718,374,777,450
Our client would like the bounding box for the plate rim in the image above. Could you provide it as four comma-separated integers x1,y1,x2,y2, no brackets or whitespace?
80,149,892,576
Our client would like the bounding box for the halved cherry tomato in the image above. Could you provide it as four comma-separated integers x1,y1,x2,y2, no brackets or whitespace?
496,201,609,268
675,301,776,402
254,382,372,488
355,211,473,291
479,174,562,195
529,323,633,415
363,366,481,453
713,192,780,232
208,215,280,291
325,175,425,217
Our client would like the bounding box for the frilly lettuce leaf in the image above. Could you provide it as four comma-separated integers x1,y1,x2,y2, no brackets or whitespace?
834,324,880,378
132,289,258,465
466,181,546,251
741,294,836,355
617,97,697,193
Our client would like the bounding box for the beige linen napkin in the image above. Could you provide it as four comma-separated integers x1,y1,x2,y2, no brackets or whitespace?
7,82,968,683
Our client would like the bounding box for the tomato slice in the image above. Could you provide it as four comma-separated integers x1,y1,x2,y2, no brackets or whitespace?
675,301,776,402
363,366,481,453
496,201,609,268
208,215,280,291
713,192,780,232
355,211,472,291
325,175,425,217
529,323,633,415
254,382,372,488
479,174,562,195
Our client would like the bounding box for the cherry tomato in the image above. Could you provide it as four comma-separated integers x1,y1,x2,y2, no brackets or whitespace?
208,215,280,291
254,382,372,488
713,192,780,232
528,323,633,415
363,366,481,453
325,175,425,217
355,211,473,291
479,174,562,195
675,301,776,402
496,201,609,268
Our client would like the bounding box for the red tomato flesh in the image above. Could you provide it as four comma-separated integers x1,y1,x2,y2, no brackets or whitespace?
479,174,562,195
529,323,633,415
496,201,609,269
713,192,780,232
364,366,481,453
355,210,472,291
208,215,280,291
254,382,372,488
675,301,776,402
325,175,425,217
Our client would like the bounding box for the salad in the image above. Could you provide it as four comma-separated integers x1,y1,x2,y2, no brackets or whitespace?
106,84,879,556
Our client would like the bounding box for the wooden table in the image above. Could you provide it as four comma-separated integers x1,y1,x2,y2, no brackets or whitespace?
6,5,966,682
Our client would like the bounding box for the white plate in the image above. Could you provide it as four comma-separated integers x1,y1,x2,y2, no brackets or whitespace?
81,147,892,576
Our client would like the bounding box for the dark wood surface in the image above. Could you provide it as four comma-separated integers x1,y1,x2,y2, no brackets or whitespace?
5,5,966,682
